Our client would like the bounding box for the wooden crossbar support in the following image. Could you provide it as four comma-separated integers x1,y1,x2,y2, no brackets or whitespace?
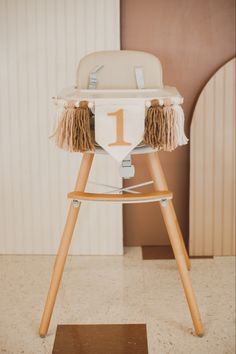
68,190,172,204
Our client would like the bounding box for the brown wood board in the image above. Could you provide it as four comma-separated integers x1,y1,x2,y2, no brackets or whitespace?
142,246,174,260
142,246,213,260
52,324,148,354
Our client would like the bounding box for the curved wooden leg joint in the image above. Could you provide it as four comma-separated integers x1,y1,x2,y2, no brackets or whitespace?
147,152,203,337
39,153,94,337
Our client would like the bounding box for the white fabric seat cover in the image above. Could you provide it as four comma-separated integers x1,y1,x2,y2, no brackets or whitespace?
77,50,163,90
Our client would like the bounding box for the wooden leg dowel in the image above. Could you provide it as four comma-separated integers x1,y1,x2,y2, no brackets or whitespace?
147,152,204,336
172,209,191,270
147,152,191,270
39,153,94,337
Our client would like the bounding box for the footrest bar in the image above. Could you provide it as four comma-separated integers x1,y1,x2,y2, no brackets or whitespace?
68,190,173,204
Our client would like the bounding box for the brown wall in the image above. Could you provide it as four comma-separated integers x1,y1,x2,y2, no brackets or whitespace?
121,0,235,246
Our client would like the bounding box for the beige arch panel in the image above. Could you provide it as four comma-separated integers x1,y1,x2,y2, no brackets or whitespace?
190,58,235,256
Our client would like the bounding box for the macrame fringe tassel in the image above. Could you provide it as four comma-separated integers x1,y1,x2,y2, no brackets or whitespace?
51,100,94,152
162,103,178,151
172,104,189,146
143,99,165,148
144,99,188,151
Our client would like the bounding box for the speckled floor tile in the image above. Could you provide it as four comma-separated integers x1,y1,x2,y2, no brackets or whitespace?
0,249,235,354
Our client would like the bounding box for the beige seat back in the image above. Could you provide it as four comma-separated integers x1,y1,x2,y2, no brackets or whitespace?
77,50,163,90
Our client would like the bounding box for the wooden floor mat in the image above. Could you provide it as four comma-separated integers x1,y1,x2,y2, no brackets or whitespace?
142,246,213,259
142,245,174,260
52,324,148,354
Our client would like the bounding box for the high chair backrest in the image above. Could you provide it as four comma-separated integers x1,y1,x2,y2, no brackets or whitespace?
77,50,163,90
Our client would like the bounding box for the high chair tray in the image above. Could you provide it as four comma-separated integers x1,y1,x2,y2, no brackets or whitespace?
55,86,183,104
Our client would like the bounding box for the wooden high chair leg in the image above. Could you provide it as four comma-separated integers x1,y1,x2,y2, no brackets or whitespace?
39,153,94,337
147,152,204,337
148,153,190,269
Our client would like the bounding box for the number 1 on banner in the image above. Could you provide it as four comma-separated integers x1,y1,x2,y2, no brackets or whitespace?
108,109,131,146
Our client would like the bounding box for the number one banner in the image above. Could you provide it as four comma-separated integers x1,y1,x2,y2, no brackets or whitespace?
95,99,145,163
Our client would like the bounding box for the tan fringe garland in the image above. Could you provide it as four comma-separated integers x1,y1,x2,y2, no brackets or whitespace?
51,100,94,152
144,99,180,151
52,98,187,153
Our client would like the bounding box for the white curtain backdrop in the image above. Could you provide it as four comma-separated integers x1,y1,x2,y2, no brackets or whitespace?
0,0,123,255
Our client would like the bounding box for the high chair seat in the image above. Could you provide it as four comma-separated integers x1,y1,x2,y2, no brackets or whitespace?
52,51,186,160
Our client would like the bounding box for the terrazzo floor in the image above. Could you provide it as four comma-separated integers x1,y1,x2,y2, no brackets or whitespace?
0,248,235,354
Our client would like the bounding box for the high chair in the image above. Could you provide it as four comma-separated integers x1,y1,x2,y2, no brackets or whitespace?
39,50,204,337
